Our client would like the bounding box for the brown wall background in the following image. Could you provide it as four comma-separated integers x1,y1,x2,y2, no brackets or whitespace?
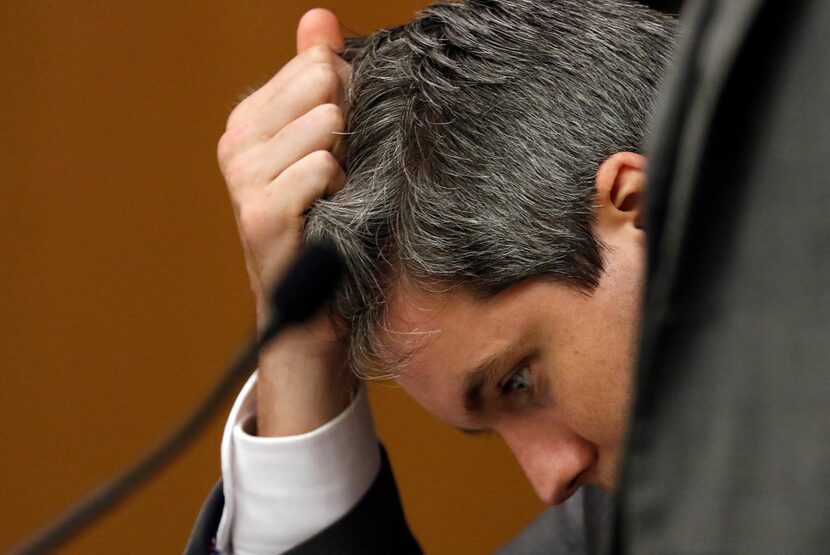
0,2,543,553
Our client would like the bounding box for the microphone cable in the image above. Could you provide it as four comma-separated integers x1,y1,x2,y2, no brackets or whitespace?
9,242,344,555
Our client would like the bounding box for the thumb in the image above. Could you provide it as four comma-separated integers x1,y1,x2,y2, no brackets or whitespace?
296,8,345,54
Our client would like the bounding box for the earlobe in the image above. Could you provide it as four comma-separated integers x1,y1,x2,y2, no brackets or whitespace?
594,152,647,230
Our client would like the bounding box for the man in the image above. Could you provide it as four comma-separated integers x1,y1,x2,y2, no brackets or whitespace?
187,1,676,553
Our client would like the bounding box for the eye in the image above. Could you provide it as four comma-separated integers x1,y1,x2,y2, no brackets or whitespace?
499,366,532,397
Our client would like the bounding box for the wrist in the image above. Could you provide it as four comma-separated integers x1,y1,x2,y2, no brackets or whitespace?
255,330,356,437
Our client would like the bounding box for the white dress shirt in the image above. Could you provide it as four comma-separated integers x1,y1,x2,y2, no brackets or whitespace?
216,372,381,555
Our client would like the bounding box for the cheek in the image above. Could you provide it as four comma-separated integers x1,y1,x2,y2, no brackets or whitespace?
548,328,634,448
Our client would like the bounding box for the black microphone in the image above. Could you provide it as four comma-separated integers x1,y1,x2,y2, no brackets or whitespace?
259,240,344,346
11,242,344,555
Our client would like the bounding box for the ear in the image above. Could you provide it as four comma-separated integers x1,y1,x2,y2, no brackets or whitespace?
594,151,647,233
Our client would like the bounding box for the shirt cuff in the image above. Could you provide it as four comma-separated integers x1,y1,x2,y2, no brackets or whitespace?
216,371,380,555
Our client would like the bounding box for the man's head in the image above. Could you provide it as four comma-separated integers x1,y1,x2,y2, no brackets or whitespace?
305,0,676,501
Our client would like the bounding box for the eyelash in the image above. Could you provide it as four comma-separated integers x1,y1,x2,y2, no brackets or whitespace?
499,366,533,398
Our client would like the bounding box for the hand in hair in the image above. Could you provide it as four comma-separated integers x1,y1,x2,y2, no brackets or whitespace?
217,9,356,436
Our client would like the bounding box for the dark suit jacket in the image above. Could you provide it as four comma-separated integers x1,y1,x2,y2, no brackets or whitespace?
185,445,612,554
615,0,830,552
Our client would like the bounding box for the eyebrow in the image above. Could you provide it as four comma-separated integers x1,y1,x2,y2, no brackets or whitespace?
461,345,514,416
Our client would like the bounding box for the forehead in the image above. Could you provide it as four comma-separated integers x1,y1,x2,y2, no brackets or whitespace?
382,280,512,363
378,279,544,422
382,278,568,367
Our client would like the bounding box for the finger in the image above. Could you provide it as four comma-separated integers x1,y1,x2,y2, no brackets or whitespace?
249,63,346,141
296,9,345,54
226,47,351,133
255,103,344,182
271,150,347,216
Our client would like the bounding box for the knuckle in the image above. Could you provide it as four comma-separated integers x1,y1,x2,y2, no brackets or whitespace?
304,44,334,66
217,126,244,166
225,109,240,132
315,103,345,133
225,101,248,132
306,64,340,102
307,149,339,174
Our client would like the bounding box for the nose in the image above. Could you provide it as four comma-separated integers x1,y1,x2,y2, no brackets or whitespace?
500,422,598,505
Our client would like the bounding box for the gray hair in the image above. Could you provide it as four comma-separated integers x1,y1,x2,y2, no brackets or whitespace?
305,0,677,378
